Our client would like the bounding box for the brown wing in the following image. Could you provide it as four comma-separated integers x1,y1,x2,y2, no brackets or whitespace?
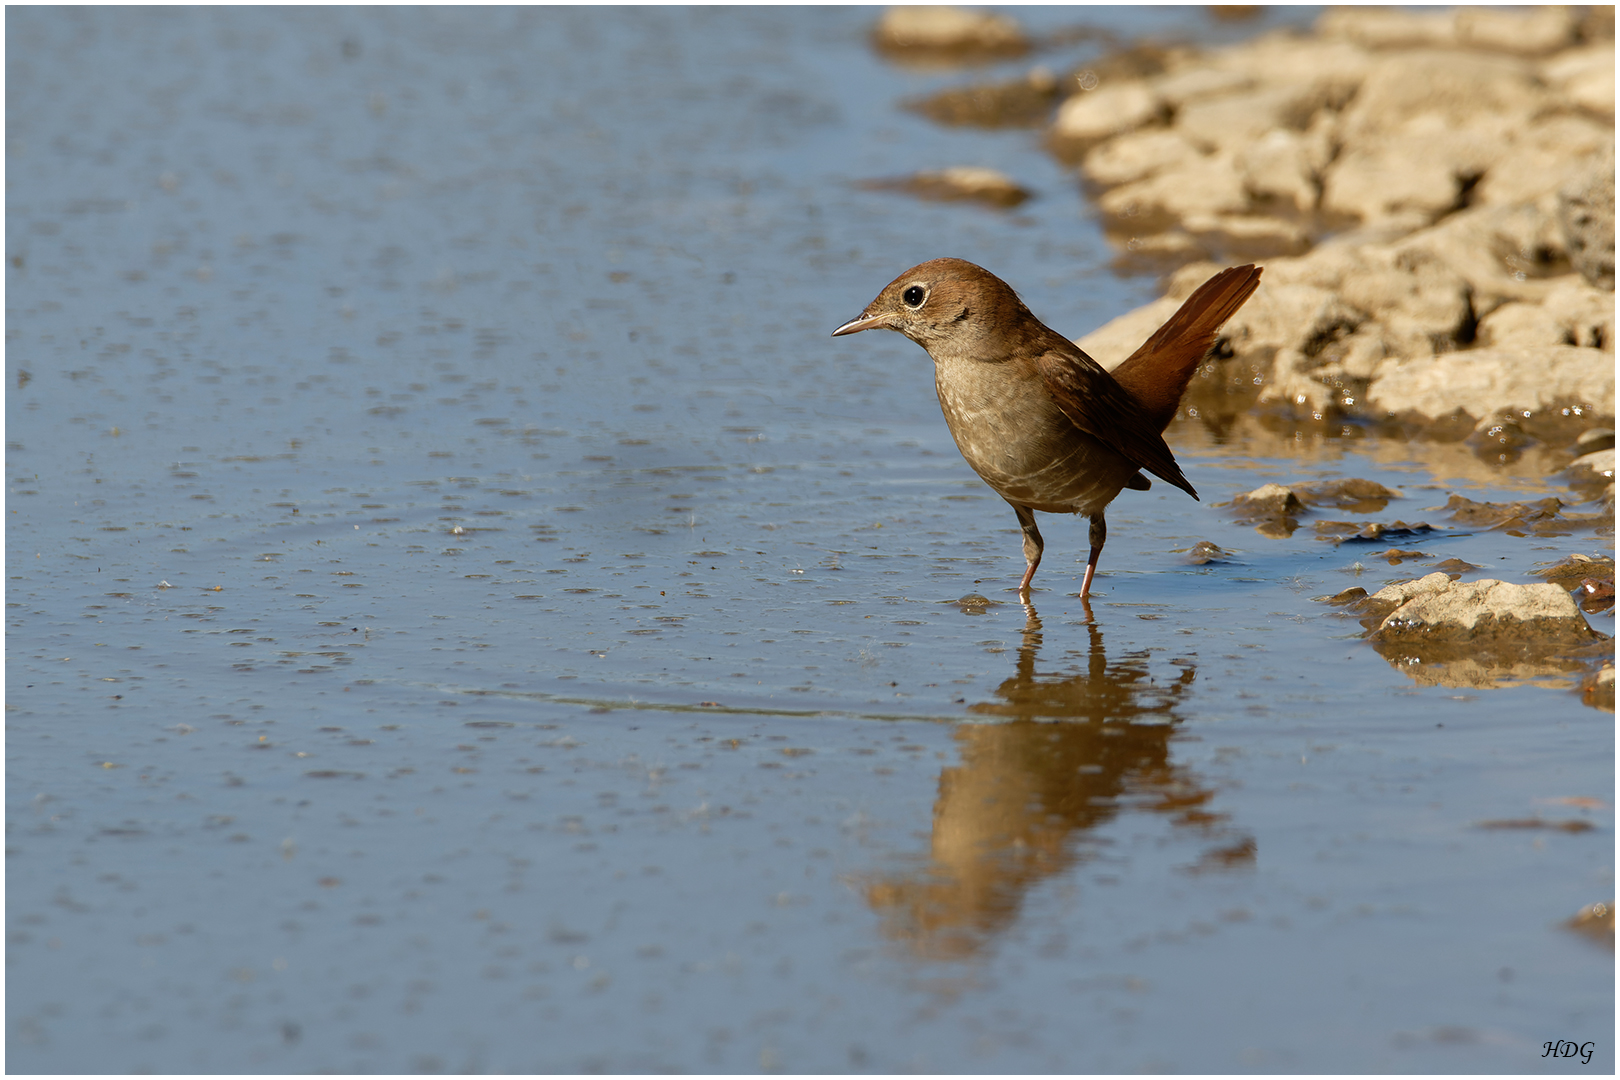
1109,264,1263,432
1035,345,1199,500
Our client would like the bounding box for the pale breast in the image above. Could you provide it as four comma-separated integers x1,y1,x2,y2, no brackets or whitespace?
933,356,1138,515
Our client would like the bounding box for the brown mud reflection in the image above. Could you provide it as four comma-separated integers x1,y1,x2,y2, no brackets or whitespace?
860,603,1254,961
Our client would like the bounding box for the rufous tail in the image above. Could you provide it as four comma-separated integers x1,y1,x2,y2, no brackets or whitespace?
1109,264,1262,433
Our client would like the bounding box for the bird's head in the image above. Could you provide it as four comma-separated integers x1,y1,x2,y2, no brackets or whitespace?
831,258,1032,359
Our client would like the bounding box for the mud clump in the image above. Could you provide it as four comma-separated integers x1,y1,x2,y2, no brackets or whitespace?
1374,548,1431,565
1443,494,1610,537
951,593,999,614
1533,553,1617,615
1565,900,1615,946
1314,520,1439,545
1582,664,1616,712
1224,479,1436,543
1184,540,1232,565
858,167,1031,209
1227,481,1304,517
904,67,1061,128
1224,481,1304,537
1320,572,1612,700
1292,478,1398,512
1368,573,1603,647
873,6,1030,63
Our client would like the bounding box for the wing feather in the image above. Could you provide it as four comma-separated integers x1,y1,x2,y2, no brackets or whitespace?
1034,346,1199,500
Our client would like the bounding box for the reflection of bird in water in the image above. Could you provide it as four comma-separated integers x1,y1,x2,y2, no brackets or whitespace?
859,603,1254,962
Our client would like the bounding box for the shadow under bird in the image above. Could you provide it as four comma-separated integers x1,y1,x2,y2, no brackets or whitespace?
832,258,1262,598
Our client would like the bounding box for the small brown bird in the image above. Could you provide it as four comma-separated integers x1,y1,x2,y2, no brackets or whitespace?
832,258,1261,598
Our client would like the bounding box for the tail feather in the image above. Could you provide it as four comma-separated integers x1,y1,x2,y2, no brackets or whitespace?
1110,264,1262,432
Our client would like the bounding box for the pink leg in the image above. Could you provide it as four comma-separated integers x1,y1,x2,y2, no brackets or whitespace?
1012,504,1042,598
1078,513,1106,598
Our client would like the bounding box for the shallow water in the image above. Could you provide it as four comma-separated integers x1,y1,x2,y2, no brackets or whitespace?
6,7,1613,1073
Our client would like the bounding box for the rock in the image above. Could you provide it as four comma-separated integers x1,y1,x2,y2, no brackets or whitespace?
1182,212,1309,257
1240,240,1476,359
1474,275,1615,352
1291,478,1399,512
1238,129,1317,214
905,67,1061,128
1337,248,1473,360
1043,14,1616,415
1566,899,1616,941
1214,208,1608,417
1576,428,1615,453
1453,6,1581,56
1229,482,1304,516
1096,150,1248,228
1320,132,1486,226
1336,50,1542,141
1200,32,1372,99
1580,666,1616,712
1323,572,1611,686
1474,115,1615,206
1150,66,1254,109
1227,279,1361,359
1068,43,1181,94
1575,578,1615,614
1578,5,1617,41
1562,442,1616,506
1531,552,1617,592
1558,154,1616,291
1542,277,1615,349
860,167,1031,209
1543,43,1617,117
1445,491,1609,536
1113,230,1204,264
1316,520,1438,545
1317,7,1458,50
1466,414,1541,461
1173,83,1319,154
1363,345,1616,423
1475,301,1570,351
1319,50,1545,225
874,6,1028,58
1051,81,1161,144
924,166,1029,205
1476,818,1599,833
1567,448,1616,480
1375,548,1432,565
1569,64,1617,118
1391,202,1568,310
1443,494,1566,528
1323,586,1369,604
1226,482,1304,538
1184,540,1231,565
1081,129,1202,187
1368,573,1603,646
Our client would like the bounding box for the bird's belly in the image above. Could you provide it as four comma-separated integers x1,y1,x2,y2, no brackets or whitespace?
935,370,1137,515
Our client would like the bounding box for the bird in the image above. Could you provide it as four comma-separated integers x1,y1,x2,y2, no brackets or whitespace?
832,258,1262,599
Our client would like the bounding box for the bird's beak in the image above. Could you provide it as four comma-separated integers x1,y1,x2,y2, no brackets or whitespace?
831,311,894,337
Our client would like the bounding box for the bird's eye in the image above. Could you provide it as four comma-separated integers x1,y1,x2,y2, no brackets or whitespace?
902,284,926,308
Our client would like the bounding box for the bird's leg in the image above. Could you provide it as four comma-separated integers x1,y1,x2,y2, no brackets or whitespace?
1011,503,1043,598
1078,512,1107,598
